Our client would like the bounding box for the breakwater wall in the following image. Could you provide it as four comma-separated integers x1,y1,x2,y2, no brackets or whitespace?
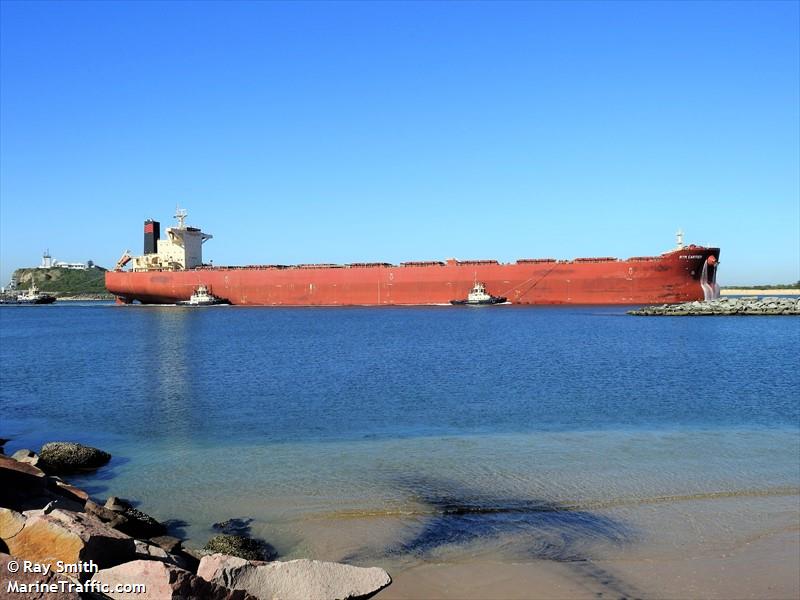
629,297,800,316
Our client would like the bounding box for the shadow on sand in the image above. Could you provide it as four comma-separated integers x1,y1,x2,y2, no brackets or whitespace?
363,476,645,600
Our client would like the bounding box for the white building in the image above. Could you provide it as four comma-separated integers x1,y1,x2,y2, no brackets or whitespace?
39,250,92,270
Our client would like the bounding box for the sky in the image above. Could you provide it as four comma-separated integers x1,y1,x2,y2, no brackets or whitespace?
1,1,798,286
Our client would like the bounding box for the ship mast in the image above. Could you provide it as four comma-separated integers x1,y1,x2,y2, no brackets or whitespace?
675,229,684,250
175,207,188,229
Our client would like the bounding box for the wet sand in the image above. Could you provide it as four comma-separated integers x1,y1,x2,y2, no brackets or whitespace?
375,495,800,600
378,530,799,599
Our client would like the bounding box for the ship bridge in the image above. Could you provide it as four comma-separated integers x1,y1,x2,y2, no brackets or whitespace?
131,208,212,271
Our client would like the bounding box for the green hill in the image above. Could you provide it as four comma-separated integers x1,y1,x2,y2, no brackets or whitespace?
12,267,110,297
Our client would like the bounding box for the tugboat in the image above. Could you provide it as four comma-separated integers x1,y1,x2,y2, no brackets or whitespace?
450,282,507,306
176,284,228,306
8,282,57,305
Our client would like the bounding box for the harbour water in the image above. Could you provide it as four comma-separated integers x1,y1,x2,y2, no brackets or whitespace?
1,303,798,597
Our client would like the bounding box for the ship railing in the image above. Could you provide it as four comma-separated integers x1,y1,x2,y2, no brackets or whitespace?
244,264,293,269
573,257,619,263
297,263,345,269
516,258,557,264
400,261,446,267
347,262,394,268
193,265,292,270
457,260,499,265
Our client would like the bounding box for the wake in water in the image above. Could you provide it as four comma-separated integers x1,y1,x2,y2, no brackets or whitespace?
700,259,720,301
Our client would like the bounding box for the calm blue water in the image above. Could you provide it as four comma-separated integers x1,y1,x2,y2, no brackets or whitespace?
1,303,798,562
2,303,798,441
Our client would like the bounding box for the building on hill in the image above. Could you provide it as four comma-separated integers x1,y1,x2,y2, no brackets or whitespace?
38,250,95,270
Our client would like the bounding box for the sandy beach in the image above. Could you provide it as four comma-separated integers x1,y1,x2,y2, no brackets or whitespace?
377,494,800,599
378,529,799,599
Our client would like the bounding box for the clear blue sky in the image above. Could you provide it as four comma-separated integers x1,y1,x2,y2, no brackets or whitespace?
1,1,798,285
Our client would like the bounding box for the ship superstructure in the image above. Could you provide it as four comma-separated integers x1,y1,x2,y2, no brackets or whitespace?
106,211,721,306
128,209,212,272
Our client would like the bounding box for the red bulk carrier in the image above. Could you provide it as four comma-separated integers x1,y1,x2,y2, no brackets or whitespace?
106,210,721,306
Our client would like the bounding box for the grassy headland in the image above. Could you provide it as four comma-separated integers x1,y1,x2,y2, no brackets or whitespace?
11,267,112,299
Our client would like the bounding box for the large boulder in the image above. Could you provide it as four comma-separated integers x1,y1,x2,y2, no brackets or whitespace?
198,553,254,577
38,442,111,474
0,507,27,548
92,559,256,599
198,554,392,600
5,508,134,578
1,552,81,599
204,534,274,561
0,454,46,487
0,455,48,509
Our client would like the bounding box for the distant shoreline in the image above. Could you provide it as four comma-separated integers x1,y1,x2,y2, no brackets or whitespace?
721,289,800,296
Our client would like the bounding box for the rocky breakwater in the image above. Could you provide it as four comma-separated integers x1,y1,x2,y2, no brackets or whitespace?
629,296,800,316
1,440,392,599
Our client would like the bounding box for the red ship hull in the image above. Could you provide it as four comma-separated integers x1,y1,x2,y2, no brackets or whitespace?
106,247,720,306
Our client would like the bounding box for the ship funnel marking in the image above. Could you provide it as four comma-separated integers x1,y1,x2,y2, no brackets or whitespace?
144,220,160,254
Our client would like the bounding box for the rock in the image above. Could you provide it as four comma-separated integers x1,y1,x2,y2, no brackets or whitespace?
11,448,39,466
213,517,254,535
629,296,800,317
0,507,27,542
5,508,134,578
182,545,211,561
0,455,48,509
92,560,256,599
198,555,392,600
86,499,167,539
116,506,161,534
174,548,201,573
197,553,253,582
116,506,167,538
134,538,171,560
132,539,196,571
0,552,81,598
150,535,183,553
38,441,111,474
0,454,46,485
47,478,89,504
105,496,132,513
204,534,275,561
86,499,125,522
